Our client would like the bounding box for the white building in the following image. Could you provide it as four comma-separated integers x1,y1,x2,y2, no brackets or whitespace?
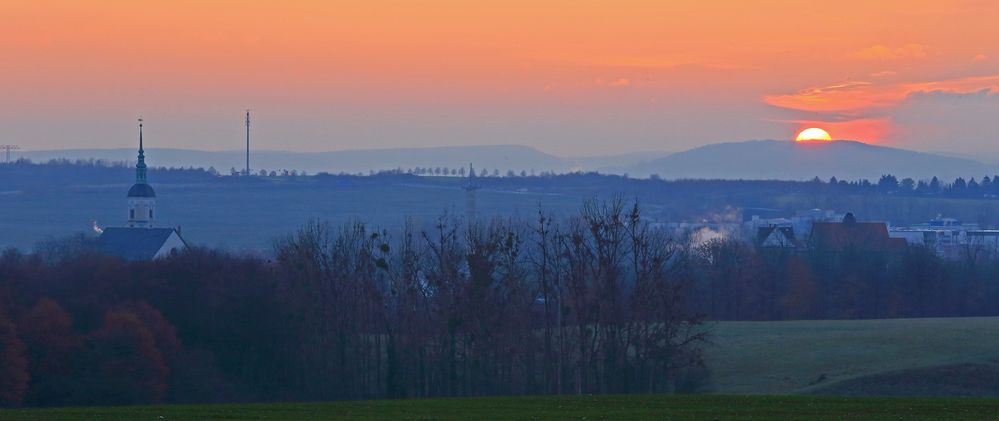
889,217,999,259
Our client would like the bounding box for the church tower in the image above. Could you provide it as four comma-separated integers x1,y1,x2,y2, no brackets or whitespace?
127,118,156,228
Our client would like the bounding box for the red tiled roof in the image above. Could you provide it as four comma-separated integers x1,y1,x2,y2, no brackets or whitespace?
810,221,901,252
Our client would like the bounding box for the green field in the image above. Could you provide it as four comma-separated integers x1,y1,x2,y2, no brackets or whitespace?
4,395,999,420
5,317,999,419
705,317,999,396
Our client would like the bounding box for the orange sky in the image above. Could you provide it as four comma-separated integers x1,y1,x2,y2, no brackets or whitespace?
4,0,999,156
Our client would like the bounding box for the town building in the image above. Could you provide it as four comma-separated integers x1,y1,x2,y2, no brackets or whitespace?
809,213,906,254
745,208,845,237
890,217,999,259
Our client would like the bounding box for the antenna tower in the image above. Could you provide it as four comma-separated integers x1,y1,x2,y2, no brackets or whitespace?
245,110,251,176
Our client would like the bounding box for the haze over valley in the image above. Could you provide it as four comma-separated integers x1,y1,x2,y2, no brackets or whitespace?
17,139,994,181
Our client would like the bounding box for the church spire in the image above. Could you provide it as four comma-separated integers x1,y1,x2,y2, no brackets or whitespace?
136,118,147,184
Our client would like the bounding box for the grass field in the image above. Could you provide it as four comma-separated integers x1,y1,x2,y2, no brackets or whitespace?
5,318,999,418
705,317,999,396
4,395,999,420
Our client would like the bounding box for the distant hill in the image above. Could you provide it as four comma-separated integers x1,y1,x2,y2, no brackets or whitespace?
18,145,570,175
628,140,997,181
565,150,674,174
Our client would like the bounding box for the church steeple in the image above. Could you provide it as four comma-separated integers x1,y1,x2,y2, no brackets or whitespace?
127,117,156,228
136,118,147,184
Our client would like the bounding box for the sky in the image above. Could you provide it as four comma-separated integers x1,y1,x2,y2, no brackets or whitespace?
4,0,999,157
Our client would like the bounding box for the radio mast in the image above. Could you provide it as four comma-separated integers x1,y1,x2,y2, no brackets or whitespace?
245,110,251,176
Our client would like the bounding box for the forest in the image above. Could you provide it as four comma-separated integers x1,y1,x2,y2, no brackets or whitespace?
2,199,999,407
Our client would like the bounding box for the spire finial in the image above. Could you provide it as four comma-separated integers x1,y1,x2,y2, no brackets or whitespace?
245,109,251,176
136,117,147,184
138,117,144,152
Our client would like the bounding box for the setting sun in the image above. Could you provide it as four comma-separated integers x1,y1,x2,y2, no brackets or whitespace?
795,128,832,142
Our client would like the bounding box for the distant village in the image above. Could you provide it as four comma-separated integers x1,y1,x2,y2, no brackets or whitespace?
662,207,999,261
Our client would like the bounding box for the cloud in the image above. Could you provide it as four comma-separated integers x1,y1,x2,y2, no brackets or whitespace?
891,86,999,154
906,87,994,101
764,75,999,115
973,53,988,62
549,55,763,71
847,44,930,61
870,70,897,78
763,81,886,114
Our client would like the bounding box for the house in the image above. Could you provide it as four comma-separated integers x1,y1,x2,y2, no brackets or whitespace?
96,119,187,261
746,208,845,238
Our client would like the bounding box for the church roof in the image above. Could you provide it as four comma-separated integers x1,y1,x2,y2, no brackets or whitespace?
758,226,797,247
96,227,184,261
127,183,156,198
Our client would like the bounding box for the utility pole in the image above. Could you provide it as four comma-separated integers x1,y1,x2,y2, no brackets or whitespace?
0,145,19,164
465,163,479,223
245,110,251,176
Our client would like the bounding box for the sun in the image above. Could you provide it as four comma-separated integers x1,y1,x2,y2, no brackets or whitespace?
795,128,832,142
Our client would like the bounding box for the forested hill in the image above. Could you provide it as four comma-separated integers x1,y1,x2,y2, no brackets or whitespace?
0,160,216,193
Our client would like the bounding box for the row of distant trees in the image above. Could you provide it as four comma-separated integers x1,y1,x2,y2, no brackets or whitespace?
819,174,999,199
224,167,309,177
694,237,999,321
224,166,546,178
407,167,542,178
3,159,557,180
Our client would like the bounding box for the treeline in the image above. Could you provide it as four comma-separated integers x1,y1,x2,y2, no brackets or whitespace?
0,159,215,192
0,200,707,407
859,174,999,199
693,239,999,320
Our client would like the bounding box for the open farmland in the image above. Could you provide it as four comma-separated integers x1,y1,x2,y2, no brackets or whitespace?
706,317,999,396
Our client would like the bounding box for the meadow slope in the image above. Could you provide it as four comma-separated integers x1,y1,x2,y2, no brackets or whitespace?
706,317,999,395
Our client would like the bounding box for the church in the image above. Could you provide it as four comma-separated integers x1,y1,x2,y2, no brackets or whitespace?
96,120,187,260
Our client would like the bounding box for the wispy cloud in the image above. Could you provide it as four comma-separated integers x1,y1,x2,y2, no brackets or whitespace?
764,75,999,143
870,70,897,78
548,55,763,71
847,44,930,61
764,74,999,115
